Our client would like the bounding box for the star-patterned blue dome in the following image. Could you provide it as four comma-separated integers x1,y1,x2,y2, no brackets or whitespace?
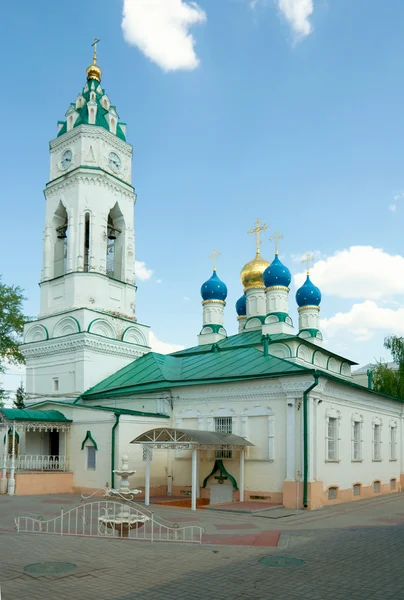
201,270,228,302
296,275,321,307
263,254,292,289
235,294,247,316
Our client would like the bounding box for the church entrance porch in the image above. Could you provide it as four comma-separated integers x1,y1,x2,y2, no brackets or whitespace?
131,427,253,511
0,408,72,495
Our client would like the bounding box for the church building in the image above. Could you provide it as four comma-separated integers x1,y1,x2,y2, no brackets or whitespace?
1,48,403,510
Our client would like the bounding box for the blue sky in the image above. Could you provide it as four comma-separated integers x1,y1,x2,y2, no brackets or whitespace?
2,0,404,390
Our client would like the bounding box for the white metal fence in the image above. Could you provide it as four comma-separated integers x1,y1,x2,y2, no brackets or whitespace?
15,500,204,544
6,455,69,471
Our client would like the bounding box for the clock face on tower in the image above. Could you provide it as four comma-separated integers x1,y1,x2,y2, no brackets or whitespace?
108,152,121,173
61,150,72,170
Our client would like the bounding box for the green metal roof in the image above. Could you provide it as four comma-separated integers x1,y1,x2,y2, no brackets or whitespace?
0,409,72,423
24,400,168,419
80,347,310,401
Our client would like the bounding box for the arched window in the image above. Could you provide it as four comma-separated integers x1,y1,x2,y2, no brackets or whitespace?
106,204,124,280
84,212,91,272
53,203,68,277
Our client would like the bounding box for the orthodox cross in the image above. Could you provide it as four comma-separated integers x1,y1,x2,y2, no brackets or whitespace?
92,38,100,64
248,218,268,255
269,230,284,255
209,248,221,271
301,252,315,275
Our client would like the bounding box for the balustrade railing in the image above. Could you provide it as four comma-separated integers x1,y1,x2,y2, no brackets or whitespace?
5,455,70,472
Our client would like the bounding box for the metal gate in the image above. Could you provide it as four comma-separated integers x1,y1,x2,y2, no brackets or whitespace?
15,500,204,544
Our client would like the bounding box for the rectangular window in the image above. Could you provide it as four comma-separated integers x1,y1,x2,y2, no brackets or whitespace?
327,417,338,460
328,487,338,500
373,424,382,461
215,417,232,459
390,426,397,461
353,484,361,496
391,478,396,490
374,480,380,493
53,378,59,392
353,421,361,461
87,446,96,470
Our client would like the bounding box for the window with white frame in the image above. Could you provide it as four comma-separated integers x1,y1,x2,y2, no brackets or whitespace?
390,425,397,461
327,417,338,460
87,446,96,470
215,416,232,459
373,423,382,461
352,420,362,461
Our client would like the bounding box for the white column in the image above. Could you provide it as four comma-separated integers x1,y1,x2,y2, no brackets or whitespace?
0,425,8,494
191,449,198,511
239,449,245,502
145,446,150,506
286,399,296,480
8,422,16,496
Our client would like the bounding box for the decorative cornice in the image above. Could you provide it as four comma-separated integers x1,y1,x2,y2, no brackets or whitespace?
265,286,289,292
20,333,148,360
50,124,132,156
202,300,225,306
298,305,320,312
44,171,134,200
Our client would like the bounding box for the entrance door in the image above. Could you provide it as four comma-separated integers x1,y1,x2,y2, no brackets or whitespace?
49,431,59,456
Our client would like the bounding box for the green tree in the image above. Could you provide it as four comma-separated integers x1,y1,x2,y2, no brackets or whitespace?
372,335,404,399
14,382,26,409
0,276,26,373
0,385,7,408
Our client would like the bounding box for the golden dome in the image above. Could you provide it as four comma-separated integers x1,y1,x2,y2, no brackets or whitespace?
240,251,270,291
86,62,102,82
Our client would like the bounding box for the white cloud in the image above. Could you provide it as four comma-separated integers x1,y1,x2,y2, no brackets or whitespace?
393,192,404,201
291,249,322,264
321,301,404,339
156,279,162,284
294,246,404,300
149,332,185,354
183,296,190,301
278,0,314,38
135,260,153,281
121,0,207,72
389,204,397,212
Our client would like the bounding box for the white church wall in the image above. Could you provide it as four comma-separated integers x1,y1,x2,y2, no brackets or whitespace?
314,389,402,495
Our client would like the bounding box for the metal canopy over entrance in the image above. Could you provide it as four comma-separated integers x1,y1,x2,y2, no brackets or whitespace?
131,427,254,511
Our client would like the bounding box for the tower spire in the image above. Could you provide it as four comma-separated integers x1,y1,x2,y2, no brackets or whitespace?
86,38,102,82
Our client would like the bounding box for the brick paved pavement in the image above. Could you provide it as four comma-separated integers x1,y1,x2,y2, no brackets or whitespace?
1,493,404,599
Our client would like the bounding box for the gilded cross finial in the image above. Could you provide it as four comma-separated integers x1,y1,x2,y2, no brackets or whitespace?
92,38,100,65
248,218,268,256
269,230,284,255
209,248,221,271
301,252,315,275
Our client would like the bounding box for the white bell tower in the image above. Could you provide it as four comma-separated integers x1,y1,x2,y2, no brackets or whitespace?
21,42,150,398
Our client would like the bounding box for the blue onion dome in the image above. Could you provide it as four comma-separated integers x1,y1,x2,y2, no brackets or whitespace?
201,270,228,302
263,254,292,289
296,275,322,307
235,294,247,317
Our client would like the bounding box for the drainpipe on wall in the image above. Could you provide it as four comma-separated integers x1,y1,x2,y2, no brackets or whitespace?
111,413,120,489
303,372,320,509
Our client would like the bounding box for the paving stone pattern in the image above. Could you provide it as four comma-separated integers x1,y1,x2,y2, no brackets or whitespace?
1,493,404,599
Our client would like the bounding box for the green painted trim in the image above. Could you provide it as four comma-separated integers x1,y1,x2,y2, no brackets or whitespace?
46,165,135,191
202,459,238,490
111,413,120,488
81,430,98,450
298,328,320,338
267,336,355,366
245,315,266,325
303,373,319,508
199,324,226,334
266,312,289,323
24,307,150,330
268,342,293,359
25,323,49,340
28,399,169,418
21,329,151,350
